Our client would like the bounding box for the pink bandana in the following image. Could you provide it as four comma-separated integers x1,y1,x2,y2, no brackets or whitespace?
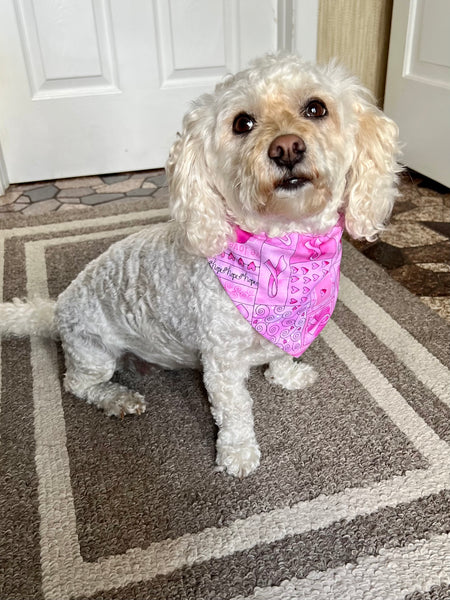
208,220,343,357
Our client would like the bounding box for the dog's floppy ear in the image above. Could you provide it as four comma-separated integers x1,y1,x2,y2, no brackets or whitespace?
166,97,233,257
344,95,401,241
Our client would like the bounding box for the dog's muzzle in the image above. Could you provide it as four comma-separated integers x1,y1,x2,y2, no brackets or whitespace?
269,134,311,191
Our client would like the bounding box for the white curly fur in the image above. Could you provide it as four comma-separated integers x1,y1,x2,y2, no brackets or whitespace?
0,54,400,477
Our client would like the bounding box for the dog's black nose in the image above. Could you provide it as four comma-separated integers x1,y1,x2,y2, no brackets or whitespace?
268,134,306,169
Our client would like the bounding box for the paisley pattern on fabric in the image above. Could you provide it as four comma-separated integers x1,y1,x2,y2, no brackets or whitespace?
208,220,343,357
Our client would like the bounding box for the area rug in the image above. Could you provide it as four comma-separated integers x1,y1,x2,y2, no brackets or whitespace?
1,199,450,600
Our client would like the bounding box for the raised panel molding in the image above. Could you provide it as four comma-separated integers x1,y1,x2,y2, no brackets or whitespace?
153,0,240,88
14,0,120,99
153,0,314,90
403,0,450,89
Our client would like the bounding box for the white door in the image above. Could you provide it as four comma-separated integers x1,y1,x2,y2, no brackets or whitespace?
0,0,318,190
384,0,450,187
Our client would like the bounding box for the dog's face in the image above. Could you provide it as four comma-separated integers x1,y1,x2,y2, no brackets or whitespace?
210,65,355,233
167,54,401,256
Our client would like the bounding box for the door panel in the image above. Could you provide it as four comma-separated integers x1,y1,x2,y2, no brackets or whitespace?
384,0,450,187
15,0,119,98
0,0,318,185
153,0,240,87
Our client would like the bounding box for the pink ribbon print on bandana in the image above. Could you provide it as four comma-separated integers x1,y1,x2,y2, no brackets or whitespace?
208,219,343,357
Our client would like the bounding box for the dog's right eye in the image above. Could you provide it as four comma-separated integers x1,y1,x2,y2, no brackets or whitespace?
233,113,256,135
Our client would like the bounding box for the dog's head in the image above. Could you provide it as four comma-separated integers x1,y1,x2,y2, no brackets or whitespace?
167,53,401,256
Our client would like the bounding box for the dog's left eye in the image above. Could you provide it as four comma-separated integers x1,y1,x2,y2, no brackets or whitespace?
304,100,328,118
233,113,256,134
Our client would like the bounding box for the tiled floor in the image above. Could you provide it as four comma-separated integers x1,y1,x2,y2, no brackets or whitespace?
1,169,449,322
348,171,450,322
0,169,168,216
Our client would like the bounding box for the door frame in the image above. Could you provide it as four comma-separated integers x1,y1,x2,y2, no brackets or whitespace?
0,0,318,193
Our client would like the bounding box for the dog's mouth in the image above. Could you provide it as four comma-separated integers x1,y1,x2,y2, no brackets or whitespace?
275,176,312,192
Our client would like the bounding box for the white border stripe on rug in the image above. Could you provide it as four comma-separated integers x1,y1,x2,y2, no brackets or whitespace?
0,237,4,301
321,320,449,461
25,228,450,599
231,531,450,600
24,226,149,297
0,207,169,240
339,274,450,405
0,237,4,416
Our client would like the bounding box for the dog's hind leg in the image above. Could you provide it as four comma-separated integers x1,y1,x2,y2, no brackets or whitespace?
62,342,146,418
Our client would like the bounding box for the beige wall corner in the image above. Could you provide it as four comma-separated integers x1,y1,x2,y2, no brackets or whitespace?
317,0,393,105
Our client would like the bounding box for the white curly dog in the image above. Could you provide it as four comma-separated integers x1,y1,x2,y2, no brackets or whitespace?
0,54,400,477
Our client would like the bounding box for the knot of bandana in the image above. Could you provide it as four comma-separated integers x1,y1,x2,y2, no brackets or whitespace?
208,220,343,357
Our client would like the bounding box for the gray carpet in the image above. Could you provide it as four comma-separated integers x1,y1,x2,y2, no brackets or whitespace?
1,199,450,600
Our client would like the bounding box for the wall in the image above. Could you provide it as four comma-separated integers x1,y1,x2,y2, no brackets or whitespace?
317,0,394,105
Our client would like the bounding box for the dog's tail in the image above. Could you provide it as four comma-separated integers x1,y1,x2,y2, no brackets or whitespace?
0,298,58,339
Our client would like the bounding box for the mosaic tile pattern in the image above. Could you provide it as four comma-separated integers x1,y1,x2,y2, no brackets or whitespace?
348,171,450,322
0,170,167,216
1,169,449,321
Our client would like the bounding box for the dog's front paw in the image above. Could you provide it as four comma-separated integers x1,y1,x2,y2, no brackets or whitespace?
216,442,261,478
265,357,318,391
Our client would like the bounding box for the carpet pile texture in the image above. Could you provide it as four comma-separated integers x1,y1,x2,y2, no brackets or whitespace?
1,199,449,600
